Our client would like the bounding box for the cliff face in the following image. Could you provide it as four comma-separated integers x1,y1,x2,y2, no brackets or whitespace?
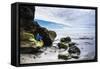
20,5,57,53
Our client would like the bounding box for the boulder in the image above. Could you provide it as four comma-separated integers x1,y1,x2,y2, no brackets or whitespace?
57,43,68,50
58,51,71,60
60,36,71,43
69,42,77,47
58,36,81,60
33,27,53,46
48,30,57,41
68,46,81,56
20,6,57,54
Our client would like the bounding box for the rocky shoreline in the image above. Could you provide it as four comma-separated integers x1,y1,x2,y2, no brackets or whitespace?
20,5,81,62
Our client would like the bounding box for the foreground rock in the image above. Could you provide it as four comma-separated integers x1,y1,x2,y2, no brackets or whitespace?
60,36,71,43
57,43,68,50
57,37,81,60
68,46,80,59
58,51,71,60
57,36,71,49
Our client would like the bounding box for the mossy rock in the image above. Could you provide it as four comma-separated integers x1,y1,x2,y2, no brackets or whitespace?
20,31,34,41
48,30,57,41
57,43,68,50
33,27,52,46
58,54,71,60
68,46,81,55
60,36,71,43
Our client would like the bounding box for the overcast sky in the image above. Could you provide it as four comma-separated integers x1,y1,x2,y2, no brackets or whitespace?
35,6,95,29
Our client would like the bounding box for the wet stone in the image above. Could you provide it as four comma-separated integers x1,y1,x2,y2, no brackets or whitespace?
69,42,76,47
68,46,81,55
58,53,71,60
57,43,68,50
60,37,71,43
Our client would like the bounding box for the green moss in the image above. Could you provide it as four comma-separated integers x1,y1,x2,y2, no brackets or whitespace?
60,37,71,43
58,54,71,60
20,32,34,41
58,43,68,49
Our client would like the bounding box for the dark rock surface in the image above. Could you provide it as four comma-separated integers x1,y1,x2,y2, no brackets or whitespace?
68,46,81,55
57,43,68,50
58,54,71,60
60,37,71,43
69,42,77,47
20,47,42,54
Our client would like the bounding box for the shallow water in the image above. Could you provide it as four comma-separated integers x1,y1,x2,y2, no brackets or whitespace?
20,32,95,64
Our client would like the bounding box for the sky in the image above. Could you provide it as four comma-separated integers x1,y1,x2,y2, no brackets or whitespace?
34,6,95,34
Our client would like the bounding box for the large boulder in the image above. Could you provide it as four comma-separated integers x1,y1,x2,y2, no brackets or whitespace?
20,6,56,54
